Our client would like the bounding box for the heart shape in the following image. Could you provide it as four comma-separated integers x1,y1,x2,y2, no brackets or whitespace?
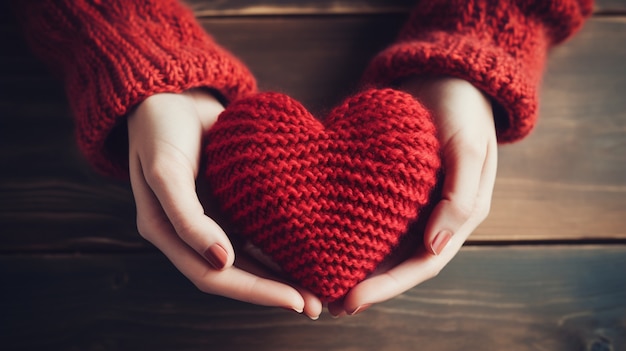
204,88,441,302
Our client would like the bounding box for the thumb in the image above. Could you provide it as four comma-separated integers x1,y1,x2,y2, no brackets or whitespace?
423,139,485,255
137,155,235,270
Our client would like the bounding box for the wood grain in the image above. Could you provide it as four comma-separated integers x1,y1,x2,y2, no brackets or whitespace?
1,2,625,350
185,0,626,16
479,17,626,240
1,246,624,350
1,10,624,251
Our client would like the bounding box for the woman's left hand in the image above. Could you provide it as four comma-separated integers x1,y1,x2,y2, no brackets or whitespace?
328,76,498,316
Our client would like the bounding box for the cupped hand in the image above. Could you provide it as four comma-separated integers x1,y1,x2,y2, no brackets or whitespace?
328,77,498,316
127,89,322,319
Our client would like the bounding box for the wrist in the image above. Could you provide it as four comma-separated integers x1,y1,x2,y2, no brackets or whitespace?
399,76,493,118
183,89,226,130
399,76,482,99
133,89,225,131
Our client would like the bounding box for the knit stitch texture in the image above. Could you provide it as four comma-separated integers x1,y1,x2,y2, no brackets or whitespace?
204,89,441,301
17,0,257,177
362,0,593,142
18,0,593,174
17,0,593,301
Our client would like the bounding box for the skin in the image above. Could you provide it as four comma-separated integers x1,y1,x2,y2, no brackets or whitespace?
127,89,323,320
329,76,498,316
126,75,497,319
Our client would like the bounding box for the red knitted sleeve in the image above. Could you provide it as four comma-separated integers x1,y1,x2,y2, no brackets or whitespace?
362,0,593,142
17,0,257,177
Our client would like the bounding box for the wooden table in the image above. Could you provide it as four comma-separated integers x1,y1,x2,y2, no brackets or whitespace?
1,1,625,350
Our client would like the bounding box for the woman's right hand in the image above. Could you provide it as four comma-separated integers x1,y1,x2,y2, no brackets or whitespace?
127,89,322,319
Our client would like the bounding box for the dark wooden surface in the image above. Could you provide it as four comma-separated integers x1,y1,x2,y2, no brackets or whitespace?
1,1,625,350
187,0,626,15
2,246,625,350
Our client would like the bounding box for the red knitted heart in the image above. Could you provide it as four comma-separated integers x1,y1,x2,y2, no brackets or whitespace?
204,88,441,302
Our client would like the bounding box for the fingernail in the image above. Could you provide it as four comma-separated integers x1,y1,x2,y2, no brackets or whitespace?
430,230,452,255
330,311,346,319
204,244,228,270
349,304,372,316
282,306,303,314
307,314,320,321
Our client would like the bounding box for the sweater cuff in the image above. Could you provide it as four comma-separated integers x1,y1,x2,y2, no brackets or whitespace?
19,0,257,178
362,0,593,143
362,30,546,143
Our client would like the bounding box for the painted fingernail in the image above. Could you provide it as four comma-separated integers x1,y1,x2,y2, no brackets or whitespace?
349,304,372,316
330,311,346,319
430,230,452,255
204,244,228,270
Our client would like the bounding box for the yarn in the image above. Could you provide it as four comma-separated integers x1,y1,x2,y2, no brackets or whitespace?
19,0,592,178
204,88,441,301
18,0,257,177
362,0,592,143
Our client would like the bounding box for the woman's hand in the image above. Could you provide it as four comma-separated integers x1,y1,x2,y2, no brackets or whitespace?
128,89,322,319
328,77,498,316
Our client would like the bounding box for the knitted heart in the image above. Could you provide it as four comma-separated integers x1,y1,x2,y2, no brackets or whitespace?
204,88,441,302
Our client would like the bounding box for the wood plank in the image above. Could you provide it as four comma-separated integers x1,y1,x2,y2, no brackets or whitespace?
203,16,403,110
188,0,417,16
1,245,625,350
0,15,624,251
203,15,626,242
479,17,626,241
596,0,626,12
0,6,146,251
185,0,626,16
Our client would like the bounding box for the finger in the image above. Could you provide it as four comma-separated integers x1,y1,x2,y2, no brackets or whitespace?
287,283,322,320
341,241,461,315
130,164,307,310
139,151,235,270
340,139,498,315
424,136,487,255
162,232,306,310
475,137,498,222
235,245,323,320
129,93,234,270
327,298,347,318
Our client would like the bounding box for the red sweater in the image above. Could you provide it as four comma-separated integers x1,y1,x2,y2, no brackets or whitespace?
17,0,592,177
362,0,593,143
16,0,593,302
16,0,257,178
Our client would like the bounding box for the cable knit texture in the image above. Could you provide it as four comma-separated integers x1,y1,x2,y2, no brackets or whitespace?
204,89,441,301
363,0,593,142
17,0,257,177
